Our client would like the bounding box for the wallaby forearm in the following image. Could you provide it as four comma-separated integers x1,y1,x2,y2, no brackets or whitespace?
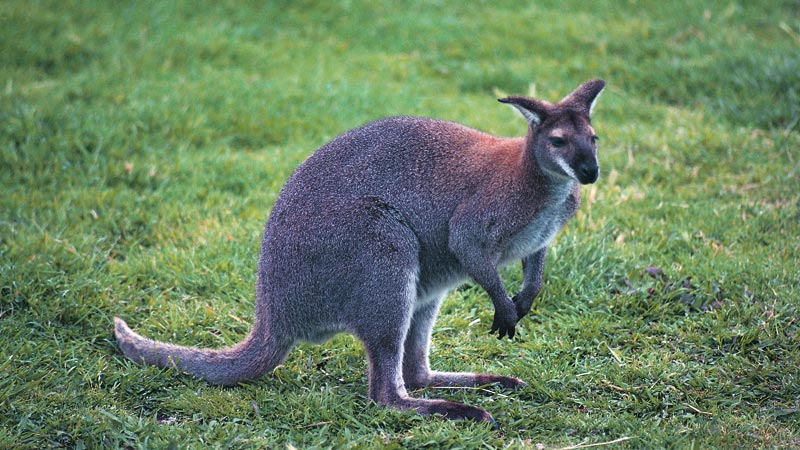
447,214,523,338
515,247,548,318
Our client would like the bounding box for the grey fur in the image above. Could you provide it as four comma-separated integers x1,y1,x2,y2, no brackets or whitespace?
114,79,606,424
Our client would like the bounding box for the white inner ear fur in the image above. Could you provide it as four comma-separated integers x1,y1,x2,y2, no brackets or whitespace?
509,104,541,125
589,86,605,116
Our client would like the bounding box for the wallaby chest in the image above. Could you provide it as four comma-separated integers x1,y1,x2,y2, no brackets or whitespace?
500,183,579,263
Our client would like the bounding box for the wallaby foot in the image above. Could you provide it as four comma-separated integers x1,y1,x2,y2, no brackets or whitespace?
386,396,496,425
408,370,527,390
401,300,527,391
366,362,500,424
356,290,498,425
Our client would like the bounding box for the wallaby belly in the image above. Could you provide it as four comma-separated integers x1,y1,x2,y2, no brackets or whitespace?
416,258,470,307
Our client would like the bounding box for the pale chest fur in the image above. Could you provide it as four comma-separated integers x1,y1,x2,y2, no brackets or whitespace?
500,183,579,263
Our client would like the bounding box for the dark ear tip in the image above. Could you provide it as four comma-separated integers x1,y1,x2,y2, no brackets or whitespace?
589,79,606,89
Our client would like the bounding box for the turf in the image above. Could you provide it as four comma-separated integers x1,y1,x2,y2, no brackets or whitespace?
1,0,799,448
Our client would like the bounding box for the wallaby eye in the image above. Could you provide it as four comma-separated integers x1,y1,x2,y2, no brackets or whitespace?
591,135,599,144
549,137,566,148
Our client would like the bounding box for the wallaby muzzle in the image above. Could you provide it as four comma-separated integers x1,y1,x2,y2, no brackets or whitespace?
576,161,599,184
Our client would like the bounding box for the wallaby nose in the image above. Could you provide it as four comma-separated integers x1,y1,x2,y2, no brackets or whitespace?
577,163,599,184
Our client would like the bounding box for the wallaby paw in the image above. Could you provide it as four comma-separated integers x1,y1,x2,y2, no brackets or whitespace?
489,303,519,339
512,292,535,320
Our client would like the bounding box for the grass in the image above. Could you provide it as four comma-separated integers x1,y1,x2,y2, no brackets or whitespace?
1,0,798,448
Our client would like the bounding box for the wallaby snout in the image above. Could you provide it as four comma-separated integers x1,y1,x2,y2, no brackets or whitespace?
576,160,599,184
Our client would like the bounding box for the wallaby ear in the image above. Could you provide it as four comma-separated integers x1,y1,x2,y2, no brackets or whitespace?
498,96,550,125
561,79,606,115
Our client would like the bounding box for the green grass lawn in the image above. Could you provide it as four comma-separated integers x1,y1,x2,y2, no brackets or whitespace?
2,0,799,448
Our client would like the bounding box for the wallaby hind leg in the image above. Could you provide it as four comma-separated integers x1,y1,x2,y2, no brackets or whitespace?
340,200,496,424
402,297,526,390
353,292,496,424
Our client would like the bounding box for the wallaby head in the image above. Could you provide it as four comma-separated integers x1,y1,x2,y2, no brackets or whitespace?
499,79,605,185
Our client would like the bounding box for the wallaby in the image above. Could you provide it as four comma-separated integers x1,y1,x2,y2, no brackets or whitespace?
114,79,606,425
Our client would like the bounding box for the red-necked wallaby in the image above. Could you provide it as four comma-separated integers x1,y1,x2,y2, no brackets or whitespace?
114,79,606,425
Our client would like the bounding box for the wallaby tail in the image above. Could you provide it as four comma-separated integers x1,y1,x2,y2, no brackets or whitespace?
113,317,290,386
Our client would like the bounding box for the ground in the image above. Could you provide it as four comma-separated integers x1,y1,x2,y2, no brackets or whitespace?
1,1,799,448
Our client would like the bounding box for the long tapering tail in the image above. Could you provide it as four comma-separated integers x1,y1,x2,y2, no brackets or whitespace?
113,317,291,386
